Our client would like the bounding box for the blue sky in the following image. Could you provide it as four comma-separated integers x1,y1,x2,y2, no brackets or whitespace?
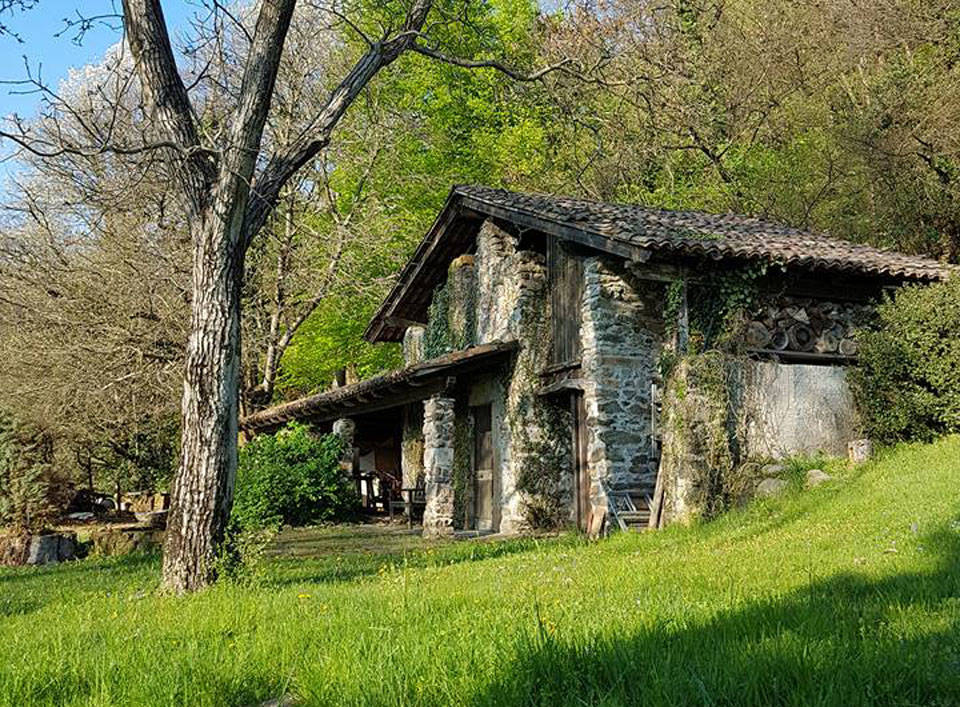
0,1,198,184
0,1,197,119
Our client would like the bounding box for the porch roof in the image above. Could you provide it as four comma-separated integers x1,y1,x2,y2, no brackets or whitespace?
239,341,518,433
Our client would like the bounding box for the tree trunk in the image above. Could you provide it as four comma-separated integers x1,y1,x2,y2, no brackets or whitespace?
121,0,431,591
161,219,244,592
159,0,297,592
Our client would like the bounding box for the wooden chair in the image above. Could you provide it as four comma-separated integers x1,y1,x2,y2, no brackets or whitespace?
390,485,426,528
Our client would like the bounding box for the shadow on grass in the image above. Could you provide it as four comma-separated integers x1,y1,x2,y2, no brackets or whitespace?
473,527,960,706
0,596,40,617
16,664,282,707
0,551,159,587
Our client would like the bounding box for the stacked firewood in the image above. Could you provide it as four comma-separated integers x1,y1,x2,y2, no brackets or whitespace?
743,297,872,356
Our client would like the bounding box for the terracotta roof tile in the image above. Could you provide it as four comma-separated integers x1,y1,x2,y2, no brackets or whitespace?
456,186,952,280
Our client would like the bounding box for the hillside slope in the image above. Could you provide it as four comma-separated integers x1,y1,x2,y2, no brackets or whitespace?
2,437,960,705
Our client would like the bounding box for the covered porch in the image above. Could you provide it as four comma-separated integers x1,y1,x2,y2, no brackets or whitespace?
240,342,518,537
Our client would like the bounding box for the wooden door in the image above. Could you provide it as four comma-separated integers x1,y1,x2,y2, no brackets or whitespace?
472,404,496,531
572,393,591,532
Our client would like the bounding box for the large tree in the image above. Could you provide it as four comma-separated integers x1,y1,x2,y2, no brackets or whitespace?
133,0,426,592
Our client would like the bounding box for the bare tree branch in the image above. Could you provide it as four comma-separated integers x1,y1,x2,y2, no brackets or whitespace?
121,0,216,216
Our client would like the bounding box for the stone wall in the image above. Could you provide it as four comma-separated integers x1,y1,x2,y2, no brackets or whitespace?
580,257,665,517
415,219,567,532
499,244,558,532
734,360,859,459
474,220,518,344
448,255,477,348
656,355,732,525
403,325,425,365
656,353,862,525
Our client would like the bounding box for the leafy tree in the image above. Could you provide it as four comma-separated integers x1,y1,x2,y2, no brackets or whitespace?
0,416,70,533
0,0,575,591
852,278,960,443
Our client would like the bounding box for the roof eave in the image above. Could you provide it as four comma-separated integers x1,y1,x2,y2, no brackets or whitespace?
363,186,466,343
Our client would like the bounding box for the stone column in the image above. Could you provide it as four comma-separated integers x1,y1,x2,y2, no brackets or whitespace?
403,326,425,365
580,257,663,529
421,394,456,537
500,247,549,534
332,417,356,476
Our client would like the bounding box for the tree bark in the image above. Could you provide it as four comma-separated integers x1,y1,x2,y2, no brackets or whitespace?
160,217,244,591
156,0,297,592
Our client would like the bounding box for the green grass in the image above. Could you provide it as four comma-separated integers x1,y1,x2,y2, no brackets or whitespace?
3,437,960,705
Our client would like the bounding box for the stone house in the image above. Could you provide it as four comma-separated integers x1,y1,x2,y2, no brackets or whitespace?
240,186,949,537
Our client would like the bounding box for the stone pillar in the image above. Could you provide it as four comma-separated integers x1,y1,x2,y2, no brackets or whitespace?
580,257,663,526
448,255,476,349
403,326,425,365
332,418,356,475
401,403,424,489
656,356,732,525
500,247,550,534
421,394,456,537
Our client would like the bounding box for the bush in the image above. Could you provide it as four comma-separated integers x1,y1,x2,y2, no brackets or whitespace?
0,416,72,532
851,277,960,443
231,423,356,533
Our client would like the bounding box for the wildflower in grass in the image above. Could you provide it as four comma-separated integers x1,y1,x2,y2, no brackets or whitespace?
298,593,311,599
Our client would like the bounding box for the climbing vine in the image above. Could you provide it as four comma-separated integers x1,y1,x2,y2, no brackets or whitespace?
513,394,572,529
664,263,771,354
424,281,453,359
422,264,478,359
451,395,474,530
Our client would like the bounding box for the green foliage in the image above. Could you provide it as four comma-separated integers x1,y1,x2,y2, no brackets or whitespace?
279,295,402,396
852,278,960,443
451,399,474,529
95,417,179,495
0,416,69,533
687,265,769,352
277,0,548,393
231,424,356,534
514,395,571,529
423,281,454,359
423,269,479,361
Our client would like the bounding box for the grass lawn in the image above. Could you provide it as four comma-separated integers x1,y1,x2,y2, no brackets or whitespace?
2,437,960,705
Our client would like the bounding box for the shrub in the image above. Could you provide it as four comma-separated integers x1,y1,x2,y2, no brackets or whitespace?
851,277,960,443
0,416,72,532
231,423,356,533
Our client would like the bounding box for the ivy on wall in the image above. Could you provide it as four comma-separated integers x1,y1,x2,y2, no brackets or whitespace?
451,395,474,530
422,267,478,360
663,264,771,357
424,281,453,359
513,393,572,529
